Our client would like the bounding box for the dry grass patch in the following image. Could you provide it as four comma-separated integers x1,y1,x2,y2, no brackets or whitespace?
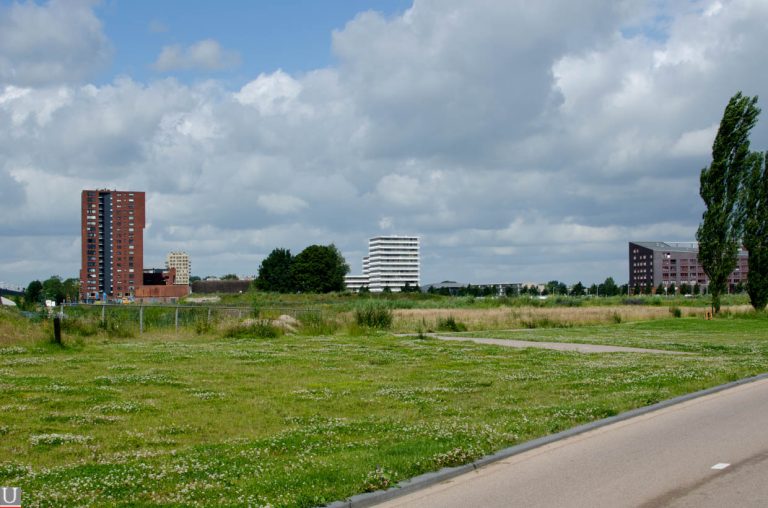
391,305,751,332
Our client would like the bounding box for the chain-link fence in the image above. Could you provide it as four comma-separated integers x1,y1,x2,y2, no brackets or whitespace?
57,303,324,336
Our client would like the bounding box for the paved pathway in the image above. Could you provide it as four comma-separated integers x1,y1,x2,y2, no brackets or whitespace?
375,377,768,507
422,334,687,355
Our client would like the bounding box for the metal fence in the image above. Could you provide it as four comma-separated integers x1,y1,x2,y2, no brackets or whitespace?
58,303,322,334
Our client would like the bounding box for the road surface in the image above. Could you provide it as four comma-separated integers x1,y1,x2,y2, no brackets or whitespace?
375,377,768,507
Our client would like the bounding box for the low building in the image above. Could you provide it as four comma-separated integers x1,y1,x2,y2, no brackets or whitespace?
628,241,748,293
191,280,251,294
134,267,190,303
421,281,469,295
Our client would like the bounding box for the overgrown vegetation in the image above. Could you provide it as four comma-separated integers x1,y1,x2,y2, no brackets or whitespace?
436,316,467,332
1,308,767,506
355,301,394,329
223,320,282,339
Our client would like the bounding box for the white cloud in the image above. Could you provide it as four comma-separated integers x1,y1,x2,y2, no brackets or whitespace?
670,124,718,158
3,0,768,286
235,70,304,115
152,39,240,72
378,217,394,230
375,174,422,206
256,194,308,215
0,0,111,86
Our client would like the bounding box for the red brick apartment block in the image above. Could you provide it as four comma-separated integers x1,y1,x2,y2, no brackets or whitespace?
80,190,145,301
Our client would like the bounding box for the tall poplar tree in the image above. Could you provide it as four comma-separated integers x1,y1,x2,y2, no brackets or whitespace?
696,92,760,314
742,152,768,310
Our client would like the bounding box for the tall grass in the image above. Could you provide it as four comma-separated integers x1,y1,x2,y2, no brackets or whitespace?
223,320,282,339
389,305,741,332
0,307,46,346
298,311,339,336
436,316,468,332
355,301,394,329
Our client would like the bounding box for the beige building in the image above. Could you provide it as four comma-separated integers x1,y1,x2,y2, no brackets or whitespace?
165,251,191,285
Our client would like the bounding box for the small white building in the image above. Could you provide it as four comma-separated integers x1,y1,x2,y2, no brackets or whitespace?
345,235,420,292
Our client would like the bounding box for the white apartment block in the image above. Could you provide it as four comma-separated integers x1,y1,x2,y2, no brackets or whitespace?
345,236,420,292
165,251,191,285
344,274,370,292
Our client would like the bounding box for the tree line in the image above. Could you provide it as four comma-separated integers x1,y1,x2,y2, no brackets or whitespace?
20,276,79,308
255,244,349,293
426,278,628,297
697,92,768,313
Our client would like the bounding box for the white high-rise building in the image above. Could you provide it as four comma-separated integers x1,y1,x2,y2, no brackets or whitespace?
165,251,191,285
345,236,420,292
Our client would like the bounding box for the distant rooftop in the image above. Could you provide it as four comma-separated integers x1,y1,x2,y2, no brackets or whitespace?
631,241,699,253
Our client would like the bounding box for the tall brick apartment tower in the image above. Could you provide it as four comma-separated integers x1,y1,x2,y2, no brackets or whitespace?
80,190,146,301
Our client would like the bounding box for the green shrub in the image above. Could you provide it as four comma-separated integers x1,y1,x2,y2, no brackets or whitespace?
612,312,622,324
224,320,281,339
299,311,338,336
60,317,99,337
98,317,135,338
554,297,583,307
436,316,467,332
520,318,572,329
355,302,393,329
194,315,214,335
670,307,682,318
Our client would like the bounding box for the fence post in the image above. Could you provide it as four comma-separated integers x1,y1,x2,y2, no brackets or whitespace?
175,306,179,333
139,305,144,334
101,304,105,324
53,315,62,345
207,307,212,324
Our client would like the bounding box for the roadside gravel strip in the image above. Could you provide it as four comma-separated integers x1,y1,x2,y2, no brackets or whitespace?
430,334,689,354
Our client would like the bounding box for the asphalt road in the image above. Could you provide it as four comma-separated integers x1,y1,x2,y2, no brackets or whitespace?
375,377,768,508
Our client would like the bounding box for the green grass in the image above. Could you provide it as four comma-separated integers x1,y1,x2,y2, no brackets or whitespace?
1,308,767,507
463,313,768,355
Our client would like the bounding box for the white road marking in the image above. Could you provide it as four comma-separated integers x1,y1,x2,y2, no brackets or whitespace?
711,463,730,470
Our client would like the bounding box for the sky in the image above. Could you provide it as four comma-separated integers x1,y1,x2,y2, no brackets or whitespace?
1,0,767,289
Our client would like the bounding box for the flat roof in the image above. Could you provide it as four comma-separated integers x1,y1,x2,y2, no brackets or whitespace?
631,241,698,253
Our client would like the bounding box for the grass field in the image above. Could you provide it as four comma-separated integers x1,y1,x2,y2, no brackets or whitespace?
1,306,767,507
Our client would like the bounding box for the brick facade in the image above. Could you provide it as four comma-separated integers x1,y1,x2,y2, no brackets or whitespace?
80,190,145,301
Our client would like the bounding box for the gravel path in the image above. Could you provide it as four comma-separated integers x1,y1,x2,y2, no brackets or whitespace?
421,334,688,354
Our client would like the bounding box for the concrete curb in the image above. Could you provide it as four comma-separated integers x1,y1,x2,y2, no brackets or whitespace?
326,372,768,508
